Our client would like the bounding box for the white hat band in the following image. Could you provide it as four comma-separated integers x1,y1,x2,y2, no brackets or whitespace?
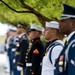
46,21,59,29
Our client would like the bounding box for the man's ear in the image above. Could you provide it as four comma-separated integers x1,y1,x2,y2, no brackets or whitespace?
72,21,75,27
52,29,56,34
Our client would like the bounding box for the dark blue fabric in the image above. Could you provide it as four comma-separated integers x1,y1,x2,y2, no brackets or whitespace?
54,33,75,75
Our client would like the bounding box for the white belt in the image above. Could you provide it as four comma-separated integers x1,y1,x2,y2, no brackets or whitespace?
26,63,42,67
26,63,32,67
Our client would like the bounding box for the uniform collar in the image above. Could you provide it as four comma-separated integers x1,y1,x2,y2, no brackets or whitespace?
48,39,58,44
45,39,58,49
18,33,25,38
67,31,75,42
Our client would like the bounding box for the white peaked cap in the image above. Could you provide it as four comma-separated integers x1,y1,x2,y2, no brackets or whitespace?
30,23,44,32
46,21,59,29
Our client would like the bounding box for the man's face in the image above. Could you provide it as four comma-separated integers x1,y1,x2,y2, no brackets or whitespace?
28,31,36,40
44,27,54,41
17,28,22,34
59,19,73,35
13,31,18,36
17,27,25,34
8,31,14,36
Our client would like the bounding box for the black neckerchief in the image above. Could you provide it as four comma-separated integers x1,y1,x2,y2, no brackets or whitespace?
45,39,58,50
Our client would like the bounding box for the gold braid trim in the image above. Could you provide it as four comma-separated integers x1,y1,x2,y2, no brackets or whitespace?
15,52,20,55
17,62,24,66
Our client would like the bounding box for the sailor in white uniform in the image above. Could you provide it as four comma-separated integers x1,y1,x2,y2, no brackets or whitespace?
41,21,64,75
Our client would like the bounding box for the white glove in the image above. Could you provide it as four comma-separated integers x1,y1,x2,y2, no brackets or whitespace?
13,59,16,63
12,48,16,52
17,66,23,71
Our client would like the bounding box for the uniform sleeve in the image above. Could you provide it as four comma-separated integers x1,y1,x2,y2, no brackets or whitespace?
67,42,75,75
17,39,29,67
32,42,44,75
51,45,63,66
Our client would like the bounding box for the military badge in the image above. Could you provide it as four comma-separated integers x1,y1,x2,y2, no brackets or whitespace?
16,43,19,47
59,66,63,72
33,49,39,54
59,61,63,65
59,55,64,65
59,55,63,61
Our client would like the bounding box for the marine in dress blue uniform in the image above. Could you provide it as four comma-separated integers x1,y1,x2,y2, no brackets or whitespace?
54,4,75,75
25,23,44,75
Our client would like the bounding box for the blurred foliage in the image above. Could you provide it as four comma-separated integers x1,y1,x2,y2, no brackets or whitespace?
0,36,6,44
0,0,75,25
41,36,47,46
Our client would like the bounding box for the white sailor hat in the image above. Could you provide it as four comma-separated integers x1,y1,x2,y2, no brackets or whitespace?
28,23,44,32
46,21,59,29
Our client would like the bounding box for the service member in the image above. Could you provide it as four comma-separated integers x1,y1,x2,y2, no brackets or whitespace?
54,4,75,75
4,29,15,73
25,23,44,75
15,22,29,75
11,30,19,75
7,29,17,75
41,21,64,75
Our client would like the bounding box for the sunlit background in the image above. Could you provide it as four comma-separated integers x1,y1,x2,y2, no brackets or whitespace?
0,22,16,36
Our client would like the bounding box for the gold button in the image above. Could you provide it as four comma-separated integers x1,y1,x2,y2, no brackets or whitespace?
32,72,34,75
30,69,32,71
25,56,28,59
59,61,63,65
26,53,28,55
28,50,30,53
27,50,29,51
25,60,27,62
29,49,31,50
